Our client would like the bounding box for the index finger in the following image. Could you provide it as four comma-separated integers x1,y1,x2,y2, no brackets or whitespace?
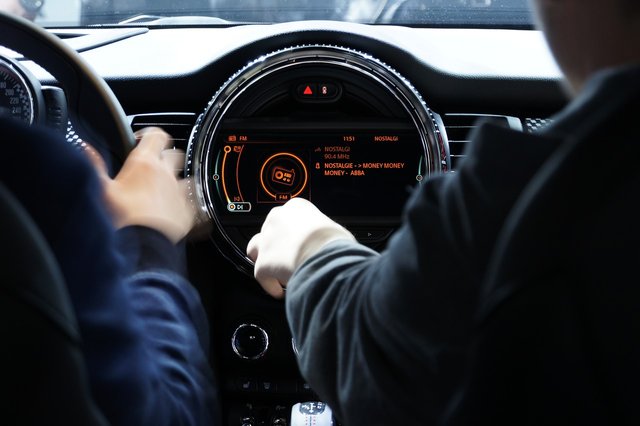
135,127,172,155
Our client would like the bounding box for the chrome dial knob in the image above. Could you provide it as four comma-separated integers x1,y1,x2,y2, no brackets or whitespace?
231,323,269,360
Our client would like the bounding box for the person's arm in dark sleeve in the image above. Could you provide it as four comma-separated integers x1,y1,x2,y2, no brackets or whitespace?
277,124,562,425
284,174,478,425
0,118,218,425
56,177,217,426
115,226,218,425
246,171,481,425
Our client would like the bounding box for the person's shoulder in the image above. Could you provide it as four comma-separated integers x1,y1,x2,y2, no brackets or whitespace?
456,121,560,179
590,64,640,93
548,65,640,136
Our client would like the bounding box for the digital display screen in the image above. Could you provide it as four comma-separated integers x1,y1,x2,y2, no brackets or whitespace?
208,128,426,217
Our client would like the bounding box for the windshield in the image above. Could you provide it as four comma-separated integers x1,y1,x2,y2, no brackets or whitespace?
9,0,533,27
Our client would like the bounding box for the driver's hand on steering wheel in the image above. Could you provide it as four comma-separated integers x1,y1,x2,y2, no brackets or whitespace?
247,198,355,299
86,127,194,244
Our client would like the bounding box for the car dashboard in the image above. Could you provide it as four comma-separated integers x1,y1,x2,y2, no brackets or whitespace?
2,20,566,425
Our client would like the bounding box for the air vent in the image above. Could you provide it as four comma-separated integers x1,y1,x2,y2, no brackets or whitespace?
441,114,522,170
129,113,197,150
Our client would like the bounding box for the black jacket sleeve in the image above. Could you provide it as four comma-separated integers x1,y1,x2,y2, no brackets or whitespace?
285,122,560,425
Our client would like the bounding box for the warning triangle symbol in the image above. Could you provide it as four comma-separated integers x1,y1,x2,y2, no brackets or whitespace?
303,85,313,95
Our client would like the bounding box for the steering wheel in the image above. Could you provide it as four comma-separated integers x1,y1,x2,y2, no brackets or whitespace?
0,12,134,172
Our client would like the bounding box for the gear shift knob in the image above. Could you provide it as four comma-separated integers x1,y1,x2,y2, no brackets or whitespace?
290,402,334,426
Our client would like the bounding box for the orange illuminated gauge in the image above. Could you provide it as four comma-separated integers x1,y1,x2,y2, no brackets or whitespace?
259,152,309,202
220,144,246,204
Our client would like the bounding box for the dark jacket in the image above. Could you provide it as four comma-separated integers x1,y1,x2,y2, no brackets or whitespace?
0,117,218,425
446,65,640,425
286,66,640,425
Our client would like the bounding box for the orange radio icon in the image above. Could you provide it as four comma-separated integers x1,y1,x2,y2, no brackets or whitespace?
271,166,295,186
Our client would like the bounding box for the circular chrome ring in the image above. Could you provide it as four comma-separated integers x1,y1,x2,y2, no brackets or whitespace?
187,45,444,274
231,323,270,360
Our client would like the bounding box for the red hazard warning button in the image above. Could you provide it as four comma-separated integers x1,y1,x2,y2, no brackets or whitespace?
296,83,317,98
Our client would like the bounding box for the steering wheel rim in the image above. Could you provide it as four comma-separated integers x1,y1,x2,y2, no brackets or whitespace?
0,12,134,172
